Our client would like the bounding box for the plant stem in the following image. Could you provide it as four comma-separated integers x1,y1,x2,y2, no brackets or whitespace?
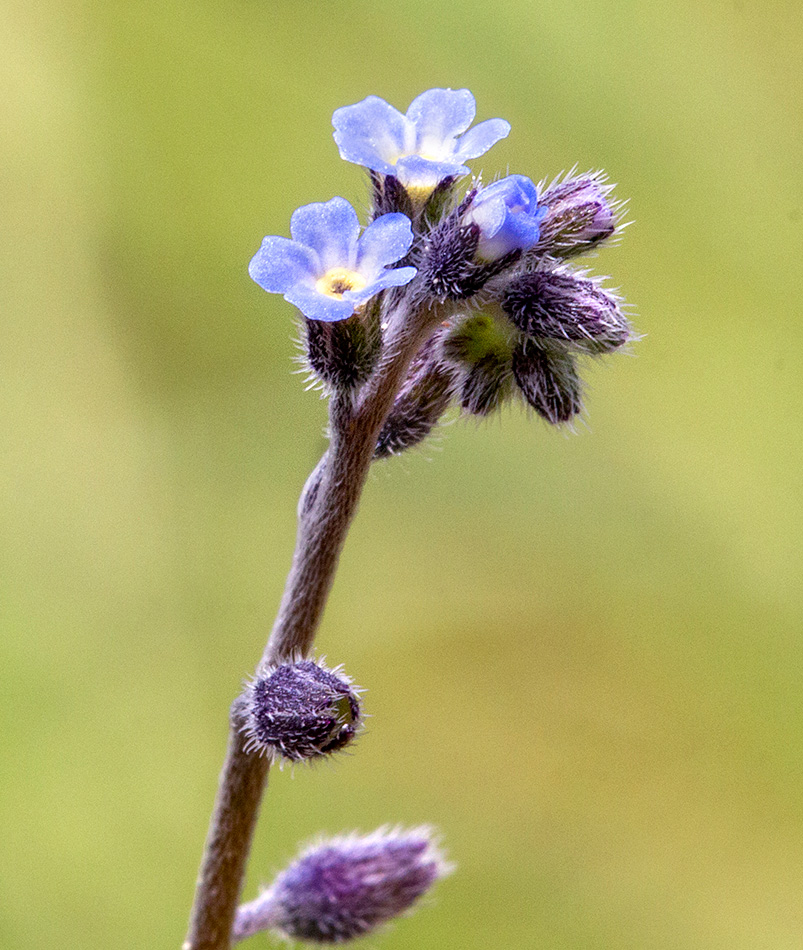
183,298,441,950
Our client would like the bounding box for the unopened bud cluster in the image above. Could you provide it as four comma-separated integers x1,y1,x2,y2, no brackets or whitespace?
249,87,634,448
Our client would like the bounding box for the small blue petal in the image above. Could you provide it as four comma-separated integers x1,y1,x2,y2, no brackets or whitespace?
290,197,360,272
406,88,476,144
356,213,414,277
248,236,319,294
454,118,511,160
332,96,408,175
284,284,356,323
363,265,418,294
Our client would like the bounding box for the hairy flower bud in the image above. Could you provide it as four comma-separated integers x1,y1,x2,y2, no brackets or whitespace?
375,332,454,458
442,312,515,416
304,304,381,391
458,353,511,416
502,271,630,353
233,828,450,944
512,340,583,424
534,173,617,258
419,186,526,301
243,660,361,762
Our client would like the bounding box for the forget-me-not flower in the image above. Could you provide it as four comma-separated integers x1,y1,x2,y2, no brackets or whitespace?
464,175,545,261
249,197,417,322
332,88,510,193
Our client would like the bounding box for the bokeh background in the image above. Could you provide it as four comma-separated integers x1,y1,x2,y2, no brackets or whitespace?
2,1,802,947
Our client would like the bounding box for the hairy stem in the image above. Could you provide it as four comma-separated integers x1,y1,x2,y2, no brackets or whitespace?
183,298,441,950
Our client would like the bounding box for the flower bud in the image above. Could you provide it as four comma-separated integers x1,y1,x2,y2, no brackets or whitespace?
244,660,361,762
442,312,514,416
512,340,583,424
502,271,630,353
420,183,535,301
534,173,617,258
233,828,450,945
375,332,454,458
458,353,511,416
303,304,382,391
419,216,481,300
463,174,544,262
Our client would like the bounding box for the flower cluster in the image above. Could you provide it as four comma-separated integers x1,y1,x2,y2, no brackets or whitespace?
238,88,634,946
250,88,632,441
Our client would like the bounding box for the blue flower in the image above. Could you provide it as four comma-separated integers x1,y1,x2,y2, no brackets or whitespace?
464,174,545,261
332,88,510,192
249,197,417,322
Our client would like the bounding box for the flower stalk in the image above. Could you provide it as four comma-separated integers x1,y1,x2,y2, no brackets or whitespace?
183,296,443,950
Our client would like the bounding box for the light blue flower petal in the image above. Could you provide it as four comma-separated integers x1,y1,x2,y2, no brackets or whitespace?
290,197,361,272
394,154,469,188
406,88,476,144
248,236,319,294
365,265,418,294
495,174,539,207
469,195,507,238
504,212,541,249
332,96,408,174
356,213,414,278
342,267,417,307
454,118,511,160
284,284,356,323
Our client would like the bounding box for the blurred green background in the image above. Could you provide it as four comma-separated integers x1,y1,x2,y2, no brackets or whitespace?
2,0,802,947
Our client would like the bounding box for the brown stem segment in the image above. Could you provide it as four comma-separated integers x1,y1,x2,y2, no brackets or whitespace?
183,698,270,950
183,299,443,950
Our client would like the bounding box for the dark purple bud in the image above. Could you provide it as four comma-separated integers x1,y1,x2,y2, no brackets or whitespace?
375,331,455,458
369,171,415,219
244,660,362,762
534,173,617,259
512,341,583,424
233,828,450,944
420,217,481,299
419,207,523,301
303,304,382,391
502,271,630,353
459,354,511,416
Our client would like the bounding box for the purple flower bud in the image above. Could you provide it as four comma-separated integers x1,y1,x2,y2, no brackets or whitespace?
458,354,511,416
233,828,449,944
534,173,617,258
502,271,631,353
463,175,544,261
375,330,455,458
244,660,361,762
512,340,582,424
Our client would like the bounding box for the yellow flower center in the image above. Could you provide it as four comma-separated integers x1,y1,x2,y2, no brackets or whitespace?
316,268,367,299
